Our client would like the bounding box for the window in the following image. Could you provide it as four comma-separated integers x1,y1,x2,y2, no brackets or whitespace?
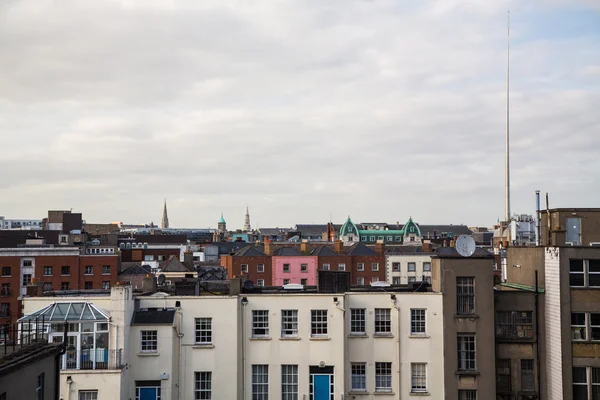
374,308,391,334
283,279,290,285
1,283,10,295
102,265,111,275
311,310,328,337
0,303,9,317
458,390,477,400
281,310,298,337
361,236,367,241
338,263,346,271
521,359,534,391
592,314,600,340
372,263,379,271
392,262,400,272
322,264,330,271
456,277,475,315
351,363,366,391
1,267,10,277
457,334,476,371
408,277,416,283
410,309,426,335
594,368,600,399
78,391,98,400
573,367,587,399
194,372,211,399
23,260,32,267
195,318,212,344
42,282,52,292
411,363,427,393
257,279,264,287
61,282,70,290
36,372,44,400
590,260,600,287
572,312,587,340
357,263,364,271
301,279,307,286
102,281,110,290
84,282,93,289
423,262,431,272
496,359,511,392
495,311,533,339
408,262,416,272
357,277,364,285
375,362,392,392
300,264,307,272
252,365,268,400
371,277,379,283
84,266,93,275
61,266,70,275
370,236,375,241
392,277,400,285
141,330,158,352
43,266,52,276
350,308,366,334
570,259,585,287
283,264,290,273
257,264,264,273
252,310,269,337
23,274,32,286
281,365,298,400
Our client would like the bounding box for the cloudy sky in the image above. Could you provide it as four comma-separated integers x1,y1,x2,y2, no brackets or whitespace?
1,0,599,229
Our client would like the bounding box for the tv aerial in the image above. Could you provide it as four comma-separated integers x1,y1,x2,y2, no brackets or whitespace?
456,235,476,257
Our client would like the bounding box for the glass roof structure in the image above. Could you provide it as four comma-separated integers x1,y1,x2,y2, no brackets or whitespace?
18,302,110,322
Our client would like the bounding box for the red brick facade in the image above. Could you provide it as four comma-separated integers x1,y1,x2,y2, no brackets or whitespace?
221,255,273,286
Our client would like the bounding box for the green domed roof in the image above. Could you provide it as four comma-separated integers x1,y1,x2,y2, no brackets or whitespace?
340,216,359,237
219,213,226,224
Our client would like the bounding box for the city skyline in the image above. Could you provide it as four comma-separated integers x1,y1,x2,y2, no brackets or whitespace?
1,0,599,228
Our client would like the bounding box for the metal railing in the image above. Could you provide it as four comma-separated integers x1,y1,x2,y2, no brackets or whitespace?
62,349,123,370
1,315,49,355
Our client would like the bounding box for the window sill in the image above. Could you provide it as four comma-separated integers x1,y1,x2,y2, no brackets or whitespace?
373,333,394,338
454,314,479,319
249,337,272,341
348,333,369,338
409,392,430,396
192,344,215,349
84,274,93,276
280,337,301,341
138,352,159,356
409,334,430,339
309,336,331,341
373,390,394,395
456,370,479,376
348,391,369,395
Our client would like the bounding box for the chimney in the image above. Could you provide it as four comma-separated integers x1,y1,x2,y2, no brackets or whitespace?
334,240,343,254
141,274,157,294
183,251,194,269
450,240,455,248
264,239,272,256
26,283,43,297
301,240,309,254
375,240,385,255
230,277,242,295
443,240,448,248
421,242,432,252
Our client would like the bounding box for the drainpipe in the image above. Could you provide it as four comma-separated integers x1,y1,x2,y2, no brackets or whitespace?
175,308,184,400
535,270,541,399
241,301,246,400
55,322,68,400
391,296,400,393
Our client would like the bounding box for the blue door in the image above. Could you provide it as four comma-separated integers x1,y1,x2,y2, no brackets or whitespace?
313,375,331,400
138,387,158,400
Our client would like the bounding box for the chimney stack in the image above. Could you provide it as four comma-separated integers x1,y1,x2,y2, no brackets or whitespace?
141,274,157,294
183,251,194,270
375,240,385,255
334,240,343,254
421,241,433,253
264,238,272,256
301,240,309,254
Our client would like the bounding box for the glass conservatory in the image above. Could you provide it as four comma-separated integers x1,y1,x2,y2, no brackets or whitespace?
19,302,121,370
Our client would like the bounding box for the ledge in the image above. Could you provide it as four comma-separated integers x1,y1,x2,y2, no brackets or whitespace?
249,337,272,341
309,336,331,341
409,335,430,339
137,352,160,357
347,391,369,395
192,344,215,349
409,392,430,396
454,314,479,319
348,334,369,339
373,333,394,339
279,337,301,341
456,370,480,376
373,391,395,395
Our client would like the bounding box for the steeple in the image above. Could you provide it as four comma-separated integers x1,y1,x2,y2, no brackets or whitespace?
243,206,251,232
218,213,226,233
161,199,169,229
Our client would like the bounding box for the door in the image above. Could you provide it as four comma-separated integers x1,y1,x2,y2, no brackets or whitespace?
310,374,333,400
566,217,581,245
136,386,161,400
62,334,79,369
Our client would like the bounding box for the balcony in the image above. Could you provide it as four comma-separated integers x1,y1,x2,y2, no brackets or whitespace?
62,349,123,370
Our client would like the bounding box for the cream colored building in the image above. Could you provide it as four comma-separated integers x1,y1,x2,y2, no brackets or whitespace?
386,252,434,285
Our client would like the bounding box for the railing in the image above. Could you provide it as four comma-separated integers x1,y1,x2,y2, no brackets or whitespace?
62,349,123,370
1,315,49,355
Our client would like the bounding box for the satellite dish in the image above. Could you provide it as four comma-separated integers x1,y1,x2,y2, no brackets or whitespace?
456,235,476,257
243,280,255,291
157,274,166,285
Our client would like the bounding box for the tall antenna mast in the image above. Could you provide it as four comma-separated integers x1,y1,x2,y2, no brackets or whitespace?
505,11,511,222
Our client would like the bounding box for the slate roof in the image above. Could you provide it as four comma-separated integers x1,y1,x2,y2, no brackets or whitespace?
419,225,472,237
235,246,266,257
258,228,293,235
119,264,153,276
295,224,327,234
310,246,339,256
160,255,193,272
214,242,249,255
346,242,377,256
197,266,227,281
273,247,303,256
132,308,176,325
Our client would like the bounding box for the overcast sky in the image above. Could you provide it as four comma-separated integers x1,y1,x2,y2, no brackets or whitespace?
1,0,599,229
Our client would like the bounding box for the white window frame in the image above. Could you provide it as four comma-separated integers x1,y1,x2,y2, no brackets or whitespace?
252,365,269,400
281,365,298,399
357,277,365,285
357,263,364,271
195,317,212,344
194,371,211,400
102,281,110,290
572,367,587,400
281,310,298,338
101,265,111,275
141,330,158,352
411,363,427,393
257,264,265,273
351,362,366,391
374,308,391,335
392,277,400,285
311,309,328,337
410,309,426,335
241,264,248,273
372,263,379,271
572,312,587,341
423,262,431,272
589,259,600,287
350,308,366,335
392,262,400,272
591,313,600,341
375,362,392,392
300,264,307,272
43,266,52,276
322,263,330,271
408,262,416,272
371,277,379,283
78,391,98,400
408,277,416,283
257,279,265,287
283,264,291,273
338,263,346,271
252,310,269,338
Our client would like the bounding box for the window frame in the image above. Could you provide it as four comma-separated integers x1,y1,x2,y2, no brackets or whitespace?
257,279,264,287
423,262,431,272
36,372,45,400
281,364,298,399
392,262,400,272
496,311,534,340
338,263,346,271
322,263,330,271
374,308,391,335
496,359,511,392
194,371,212,400
375,362,392,392
410,363,427,393
351,362,366,391
357,263,364,271
0,267,10,277
101,265,111,275
252,365,269,400
350,308,366,335
521,359,535,391
458,390,477,400
141,330,158,352
572,312,587,341
195,317,212,345
372,263,379,272
241,264,248,273
589,259,600,288
281,310,299,338
407,262,416,272
78,391,99,400
357,277,365,285
410,309,426,335
456,277,475,315
257,263,265,273
43,266,52,276
457,334,476,371
283,264,291,273
300,264,307,272
311,309,328,337
252,310,269,338
572,366,587,400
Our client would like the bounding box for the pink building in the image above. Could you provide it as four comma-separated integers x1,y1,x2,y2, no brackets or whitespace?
271,247,317,286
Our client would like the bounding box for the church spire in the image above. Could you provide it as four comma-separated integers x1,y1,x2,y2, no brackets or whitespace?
243,205,251,232
161,198,169,229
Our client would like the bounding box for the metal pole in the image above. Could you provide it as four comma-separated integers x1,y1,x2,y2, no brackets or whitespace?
505,11,511,222
535,270,541,398
536,191,541,246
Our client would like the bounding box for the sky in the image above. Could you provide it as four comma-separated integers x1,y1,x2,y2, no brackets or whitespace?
1,0,599,230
